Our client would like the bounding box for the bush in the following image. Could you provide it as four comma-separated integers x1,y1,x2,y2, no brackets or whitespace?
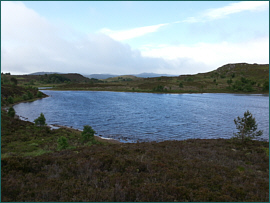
10,77,18,85
34,113,47,126
37,91,43,98
153,85,165,92
220,74,226,79
29,80,35,85
227,79,233,85
57,136,69,150
8,107,15,117
179,82,183,88
232,80,254,92
27,91,33,99
263,80,269,91
233,110,263,142
23,94,28,100
7,96,14,104
81,125,96,142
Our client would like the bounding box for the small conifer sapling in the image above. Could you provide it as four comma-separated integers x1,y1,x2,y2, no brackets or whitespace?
234,110,263,142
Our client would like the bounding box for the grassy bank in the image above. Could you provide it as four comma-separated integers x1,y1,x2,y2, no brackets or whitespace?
1,109,119,158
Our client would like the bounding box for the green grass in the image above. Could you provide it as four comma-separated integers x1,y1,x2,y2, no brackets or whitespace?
23,149,53,157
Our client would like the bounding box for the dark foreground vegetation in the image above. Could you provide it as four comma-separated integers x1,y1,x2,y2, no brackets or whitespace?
1,136,269,201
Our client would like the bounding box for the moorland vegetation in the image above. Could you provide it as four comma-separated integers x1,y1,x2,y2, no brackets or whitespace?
1,63,269,94
1,63,269,201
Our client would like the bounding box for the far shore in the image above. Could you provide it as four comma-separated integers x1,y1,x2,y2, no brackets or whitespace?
42,87,269,95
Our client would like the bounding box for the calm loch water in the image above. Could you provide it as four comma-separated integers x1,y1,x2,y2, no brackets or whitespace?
14,91,269,143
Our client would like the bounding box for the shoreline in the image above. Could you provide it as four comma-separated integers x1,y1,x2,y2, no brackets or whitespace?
13,112,122,145
49,124,122,144
5,92,122,145
43,88,269,96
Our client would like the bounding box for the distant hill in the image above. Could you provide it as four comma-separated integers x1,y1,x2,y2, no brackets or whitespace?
85,73,177,79
84,74,119,79
2,73,91,85
29,72,62,75
28,73,92,82
200,63,269,80
135,73,177,78
103,75,142,82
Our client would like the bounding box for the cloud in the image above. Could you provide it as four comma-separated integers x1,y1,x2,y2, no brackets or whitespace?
205,1,269,19
99,23,169,41
1,2,179,75
101,1,269,43
141,36,269,73
184,1,269,23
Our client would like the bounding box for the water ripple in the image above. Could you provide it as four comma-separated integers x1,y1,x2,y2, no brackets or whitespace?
14,91,269,143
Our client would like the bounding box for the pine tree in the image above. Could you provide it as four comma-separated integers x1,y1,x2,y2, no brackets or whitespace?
8,107,15,117
234,110,263,142
34,113,47,126
81,125,96,142
57,136,69,150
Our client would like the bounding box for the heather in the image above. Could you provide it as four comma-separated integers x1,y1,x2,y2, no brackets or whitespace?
1,137,269,202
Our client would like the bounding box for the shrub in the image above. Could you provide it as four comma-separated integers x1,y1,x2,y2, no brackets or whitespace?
57,136,69,150
34,113,47,126
233,110,263,142
23,94,28,100
179,82,183,88
27,91,33,99
37,91,43,98
220,74,226,79
29,80,35,85
186,77,194,82
227,79,233,85
8,107,15,117
7,96,14,104
153,85,165,92
263,80,269,91
232,80,254,92
81,125,96,142
10,77,18,85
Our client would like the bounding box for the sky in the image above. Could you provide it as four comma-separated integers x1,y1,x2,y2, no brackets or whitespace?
1,1,269,75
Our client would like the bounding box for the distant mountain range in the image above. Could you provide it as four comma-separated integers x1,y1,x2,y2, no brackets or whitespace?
84,73,177,79
29,72,177,79
29,72,62,75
